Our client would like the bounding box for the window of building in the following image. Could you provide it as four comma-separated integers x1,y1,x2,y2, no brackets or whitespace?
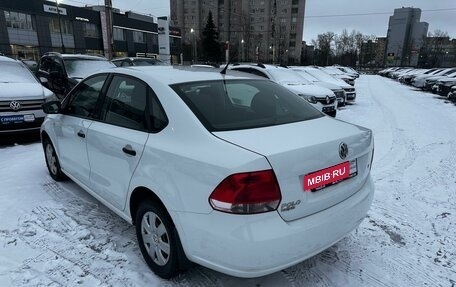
4,11,35,31
113,27,125,41
292,8,299,14
83,23,100,38
49,18,73,35
133,31,146,43
291,17,297,23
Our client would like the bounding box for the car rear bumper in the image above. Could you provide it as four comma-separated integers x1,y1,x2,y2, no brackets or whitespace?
174,176,374,278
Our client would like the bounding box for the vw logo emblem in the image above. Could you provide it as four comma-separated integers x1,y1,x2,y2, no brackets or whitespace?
326,96,330,104
339,142,348,159
10,101,21,111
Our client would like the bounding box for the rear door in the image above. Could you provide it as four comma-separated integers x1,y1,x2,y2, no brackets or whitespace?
86,75,150,210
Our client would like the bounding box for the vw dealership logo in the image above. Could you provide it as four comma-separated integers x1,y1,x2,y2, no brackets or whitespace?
339,142,348,159
10,101,21,111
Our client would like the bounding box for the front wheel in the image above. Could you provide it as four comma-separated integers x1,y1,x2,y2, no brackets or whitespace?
43,138,66,181
136,201,181,279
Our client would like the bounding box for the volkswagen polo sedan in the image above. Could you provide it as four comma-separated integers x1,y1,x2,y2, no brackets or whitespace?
41,66,374,279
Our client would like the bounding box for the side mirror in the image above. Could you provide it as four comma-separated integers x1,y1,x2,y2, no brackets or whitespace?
40,77,48,85
42,101,61,114
49,70,62,79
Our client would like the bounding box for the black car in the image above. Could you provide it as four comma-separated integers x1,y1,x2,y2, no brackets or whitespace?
36,52,115,98
111,57,167,67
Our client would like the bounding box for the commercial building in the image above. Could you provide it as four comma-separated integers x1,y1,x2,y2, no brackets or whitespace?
0,0,163,61
385,7,428,67
170,0,305,64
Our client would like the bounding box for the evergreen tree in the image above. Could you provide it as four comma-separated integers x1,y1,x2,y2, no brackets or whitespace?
202,11,221,63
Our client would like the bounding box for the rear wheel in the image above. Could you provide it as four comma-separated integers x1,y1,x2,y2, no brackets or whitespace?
136,201,181,279
43,138,66,181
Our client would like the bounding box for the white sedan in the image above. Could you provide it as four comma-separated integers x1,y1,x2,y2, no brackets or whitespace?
41,66,375,279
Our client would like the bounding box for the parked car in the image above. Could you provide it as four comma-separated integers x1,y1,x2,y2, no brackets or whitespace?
20,59,38,73
433,74,456,97
291,67,347,106
334,66,359,78
41,66,375,279
448,86,456,102
36,52,115,98
320,66,355,86
0,56,57,134
299,66,356,103
399,68,437,85
412,68,456,89
229,64,338,117
112,57,167,67
423,70,456,92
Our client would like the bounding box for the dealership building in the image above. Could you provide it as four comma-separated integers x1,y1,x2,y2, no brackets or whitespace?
0,0,181,62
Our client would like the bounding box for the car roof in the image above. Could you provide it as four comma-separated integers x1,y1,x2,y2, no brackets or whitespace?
112,57,159,62
230,63,289,71
108,66,265,85
0,55,19,63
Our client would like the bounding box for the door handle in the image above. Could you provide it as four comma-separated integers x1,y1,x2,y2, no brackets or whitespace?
77,130,85,138
122,145,136,156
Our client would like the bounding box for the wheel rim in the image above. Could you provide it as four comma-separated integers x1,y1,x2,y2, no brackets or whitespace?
45,143,58,175
141,211,170,266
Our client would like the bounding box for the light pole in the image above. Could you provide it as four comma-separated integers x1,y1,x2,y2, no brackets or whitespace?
190,28,197,64
241,39,245,62
55,0,65,53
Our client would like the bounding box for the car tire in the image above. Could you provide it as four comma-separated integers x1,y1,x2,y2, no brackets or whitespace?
43,138,66,181
136,201,181,279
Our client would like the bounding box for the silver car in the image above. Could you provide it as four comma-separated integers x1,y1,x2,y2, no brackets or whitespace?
0,56,56,134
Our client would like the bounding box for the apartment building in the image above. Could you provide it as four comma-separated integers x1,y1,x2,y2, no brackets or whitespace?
170,0,305,64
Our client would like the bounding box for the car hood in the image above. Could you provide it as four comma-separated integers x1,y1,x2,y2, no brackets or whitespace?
312,81,342,90
0,82,45,100
281,83,334,97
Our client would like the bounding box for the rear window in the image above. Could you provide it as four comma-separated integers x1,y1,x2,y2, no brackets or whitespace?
171,79,323,132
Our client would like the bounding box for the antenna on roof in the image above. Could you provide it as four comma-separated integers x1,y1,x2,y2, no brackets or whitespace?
220,60,230,75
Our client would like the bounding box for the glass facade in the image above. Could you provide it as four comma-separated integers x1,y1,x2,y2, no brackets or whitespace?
113,27,125,41
49,18,73,35
83,23,100,38
133,31,145,43
4,11,35,31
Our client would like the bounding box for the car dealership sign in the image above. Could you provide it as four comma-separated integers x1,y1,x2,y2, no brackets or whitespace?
43,4,67,16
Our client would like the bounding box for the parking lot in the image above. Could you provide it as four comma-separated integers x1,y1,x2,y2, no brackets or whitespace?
0,74,454,286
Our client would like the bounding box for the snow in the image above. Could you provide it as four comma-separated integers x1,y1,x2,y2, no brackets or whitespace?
1,75,455,286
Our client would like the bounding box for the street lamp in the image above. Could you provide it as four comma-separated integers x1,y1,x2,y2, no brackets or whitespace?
241,39,245,62
190,28,197,64
55,0,65,53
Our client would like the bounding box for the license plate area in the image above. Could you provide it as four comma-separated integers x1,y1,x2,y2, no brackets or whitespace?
303,160,357,192
0,114,35,125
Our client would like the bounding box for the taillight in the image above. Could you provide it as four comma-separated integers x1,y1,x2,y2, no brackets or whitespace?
209,170,282,214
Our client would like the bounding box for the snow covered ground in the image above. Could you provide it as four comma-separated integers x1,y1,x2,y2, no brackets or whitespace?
0,75,455,286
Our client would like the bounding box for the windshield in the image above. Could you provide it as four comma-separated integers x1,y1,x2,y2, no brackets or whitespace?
293,70,319,82
267,69,311,84
64,59,115,79
171,79,323,132
0,61,38,83
133,59,166,66
305,68,339,82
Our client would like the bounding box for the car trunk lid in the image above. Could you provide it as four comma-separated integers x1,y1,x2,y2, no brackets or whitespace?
213,117,373,221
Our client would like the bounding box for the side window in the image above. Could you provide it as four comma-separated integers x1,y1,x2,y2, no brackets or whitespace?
149,90,168,132
39,57,51,73
248,68,269,78
121,61,131,67
101,75,148,130
65,75,107,118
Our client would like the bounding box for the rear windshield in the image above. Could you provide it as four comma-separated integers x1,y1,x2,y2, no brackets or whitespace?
171,79,323,132
64,59,115,79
